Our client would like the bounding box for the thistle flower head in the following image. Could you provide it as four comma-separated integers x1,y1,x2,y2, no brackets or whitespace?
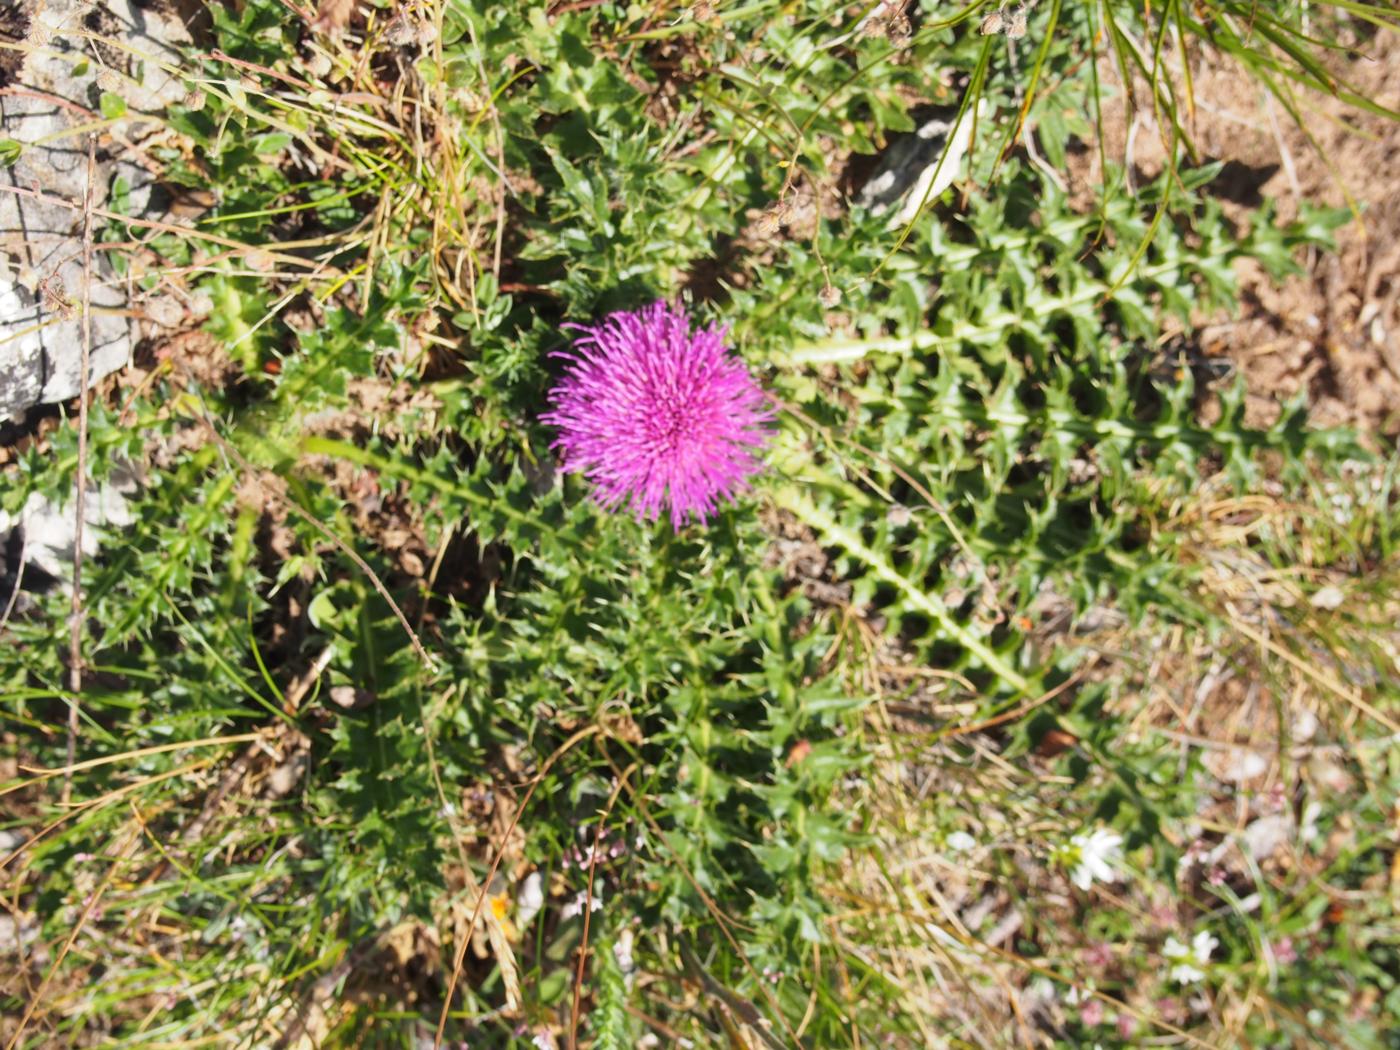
541,301,772,530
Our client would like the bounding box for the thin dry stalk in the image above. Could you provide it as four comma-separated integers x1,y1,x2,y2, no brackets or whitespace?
600,742,805,1050
433,724,602,1049
570,764,636,1049
63,136,97,807
0,183,336,271
0,758,218,877
8,731,263,788
0,529,27,635
2,824,139,1050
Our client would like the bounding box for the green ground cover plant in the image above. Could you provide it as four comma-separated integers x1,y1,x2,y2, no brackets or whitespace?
3,0,1399,1046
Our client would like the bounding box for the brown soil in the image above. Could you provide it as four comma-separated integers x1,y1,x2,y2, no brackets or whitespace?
1064,28,1400,437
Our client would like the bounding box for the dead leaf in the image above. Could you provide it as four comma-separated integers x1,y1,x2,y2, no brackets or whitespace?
1035,728,1078,758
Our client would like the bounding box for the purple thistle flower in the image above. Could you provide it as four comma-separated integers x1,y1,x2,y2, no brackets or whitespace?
541,301,772,529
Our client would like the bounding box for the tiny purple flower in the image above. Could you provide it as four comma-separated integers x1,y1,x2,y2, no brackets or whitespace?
542,301,772,529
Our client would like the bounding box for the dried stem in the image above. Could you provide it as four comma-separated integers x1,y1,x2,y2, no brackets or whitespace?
569,765,635,1050
434,724,602,1048
63,135,97,806
2,825,139,1050
0,529,27,636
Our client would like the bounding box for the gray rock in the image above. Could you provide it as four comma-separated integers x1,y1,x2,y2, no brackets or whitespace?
0,461,139,585
0,0,193,418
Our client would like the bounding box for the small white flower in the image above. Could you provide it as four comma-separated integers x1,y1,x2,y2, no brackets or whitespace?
946,831,976,852
516,871,544,928
1066,828,1123,891
1164,930,1218,984
1300,800,1322,844
612,927,635,978
560,889,603,920
1026,976,1058,1003
531,1032,558,1050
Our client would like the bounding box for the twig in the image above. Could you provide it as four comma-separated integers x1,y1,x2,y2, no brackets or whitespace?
150,722,305,887
677,941,790,1050
621,1004,690,1045
0,183,334,271
210,48,316,92
1227,611,1400,734
0,529,27,636
931,656,1097,742
276,0,317,21
283,645,336,711
434,724,602,1049
0,759,218,876
11,731,263,784
0,85,99,116
2,824,138,1050
1262,89,1302,202
601,741,801,1050
570,766,635,1050
63,136,97,807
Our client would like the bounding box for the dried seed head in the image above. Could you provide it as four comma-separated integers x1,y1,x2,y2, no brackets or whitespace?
39,276,74,321
451,86,485,111
886,12,912,46
1006,9,1028,37
753,197,792,237
383,14,419,46
753,211,781,238
183,88,207,111
817,283,841,308
691,0,716,22
860,0,906,39
979,10,1005,34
